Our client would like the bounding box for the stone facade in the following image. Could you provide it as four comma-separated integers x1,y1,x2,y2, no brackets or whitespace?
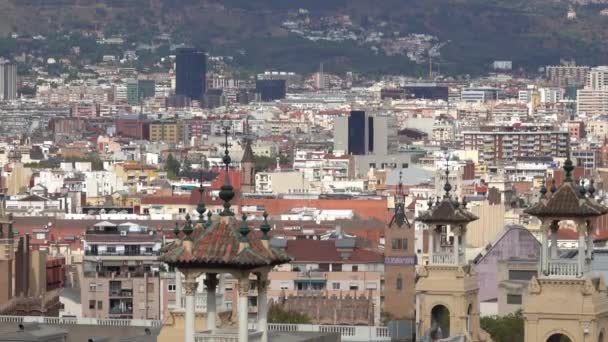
272,292,374,325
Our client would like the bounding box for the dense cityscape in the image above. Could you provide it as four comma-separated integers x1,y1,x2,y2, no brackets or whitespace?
2,2,608,342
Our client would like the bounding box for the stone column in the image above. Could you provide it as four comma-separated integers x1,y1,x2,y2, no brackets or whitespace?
184,274,199,342
204,273,219,331
175,270,183,308
578,223,586,276
453,226,460,265
257,273,270,342
428,227,434,264
541,223,548,275
587,222,594,260
550,223,558,259
238,275,251,342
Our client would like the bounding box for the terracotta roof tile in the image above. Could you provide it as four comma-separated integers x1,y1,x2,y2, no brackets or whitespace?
285,240,383,263
524,182,608,218
417,198,478,224
160,219,291,269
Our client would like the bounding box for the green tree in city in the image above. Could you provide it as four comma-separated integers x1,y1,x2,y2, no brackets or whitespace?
480,310,524,342
164,154,181,180
253,154,290,172
181,158,192,175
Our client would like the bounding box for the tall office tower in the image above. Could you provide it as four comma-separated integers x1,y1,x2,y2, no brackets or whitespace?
255,79,286,101
126,79,139,106
334,111,398,155
175,48,207,101
0,62,17,101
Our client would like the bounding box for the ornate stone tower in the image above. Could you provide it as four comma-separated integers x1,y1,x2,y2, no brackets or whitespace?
523,157,608,342
383,171,416,320
240,139,255,194
415,166,486,341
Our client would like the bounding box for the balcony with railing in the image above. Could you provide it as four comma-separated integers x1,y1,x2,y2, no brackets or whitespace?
431,253,455,265
543,259,582,279
176,293,227,312
194,324,393,342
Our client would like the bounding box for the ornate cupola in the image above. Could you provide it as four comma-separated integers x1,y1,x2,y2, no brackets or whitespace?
524,156,608,279
417,164,478,266
159,126,291,342
414,155,484,341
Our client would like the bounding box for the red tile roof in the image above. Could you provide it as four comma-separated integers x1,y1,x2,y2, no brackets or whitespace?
160,219,291,269
285,240,383,263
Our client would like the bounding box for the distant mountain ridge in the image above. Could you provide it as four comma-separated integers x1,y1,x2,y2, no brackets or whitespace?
3,0,608,75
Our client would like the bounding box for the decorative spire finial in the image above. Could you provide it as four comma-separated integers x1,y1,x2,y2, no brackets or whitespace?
260,211,271,240
540,180,547,197
550,178,557,193
563,148,574,182
219,125,235,216
239,213,250,242
183,213,193,240
462,196,468,209
443,154,452,198
173,221,180,238
206,210,213,227
196,171,206,224
579,179,587,197
589,179,596,197
427,196,434,209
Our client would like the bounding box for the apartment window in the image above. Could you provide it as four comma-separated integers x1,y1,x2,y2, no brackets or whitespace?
508,270,537,281
349,283,359,291
106,246,116,253
332,282,340,290
392,238,407,250
396,274,403,290
178,208,186,214
402,163,409,168
506,294,522,305
97,301,103,309
143,208,150,215
369,163,376,169
168,284,176,292
352,265,358,272
331,263,342,272
89,300,95,309
280,282,289,290
366,282,377,290
89,283,97,292
318,263,329,272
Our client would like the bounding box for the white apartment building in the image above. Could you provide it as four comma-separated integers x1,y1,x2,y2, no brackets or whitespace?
85,171,125,198
577,66,608,115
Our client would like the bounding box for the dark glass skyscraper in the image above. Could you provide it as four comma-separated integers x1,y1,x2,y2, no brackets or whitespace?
175,48,207,101
255,79,286,101
348,111,366,155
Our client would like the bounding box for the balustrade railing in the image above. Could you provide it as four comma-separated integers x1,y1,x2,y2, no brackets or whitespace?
431,253,455,265
545,260,580,278
0,315,161,327
264,323,392,341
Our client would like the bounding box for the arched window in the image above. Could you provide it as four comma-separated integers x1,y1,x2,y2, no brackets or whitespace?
431,305,450,339
547,333,573,342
